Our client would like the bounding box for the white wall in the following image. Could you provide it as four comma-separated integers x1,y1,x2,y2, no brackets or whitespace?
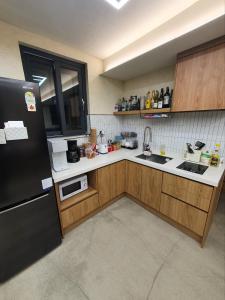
0,20,123,115
90,66,225,157
123,66,175,98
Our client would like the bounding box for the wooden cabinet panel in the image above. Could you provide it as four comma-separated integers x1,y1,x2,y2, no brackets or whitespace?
160,193,207,236
111,161,126,199
61,194,100,230
98,161,126,206
172,41,225,112
141,166,162,211
126,161,142,200
162,173,213,212
98,165,112,206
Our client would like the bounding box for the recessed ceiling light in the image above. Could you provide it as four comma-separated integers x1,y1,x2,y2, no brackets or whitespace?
105,0,130,10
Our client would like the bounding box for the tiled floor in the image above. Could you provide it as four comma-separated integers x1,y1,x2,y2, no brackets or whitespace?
1,194,225,300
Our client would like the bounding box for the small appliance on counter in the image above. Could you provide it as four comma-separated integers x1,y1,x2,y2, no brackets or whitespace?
121,131,138,149
48,139,68,172
59,175,88,201
97,130,108,154
66,139,80,163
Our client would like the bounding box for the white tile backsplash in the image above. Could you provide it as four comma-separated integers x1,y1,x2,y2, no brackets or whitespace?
90,111,225,157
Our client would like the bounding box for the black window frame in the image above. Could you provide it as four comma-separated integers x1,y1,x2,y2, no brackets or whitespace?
19,44,89,137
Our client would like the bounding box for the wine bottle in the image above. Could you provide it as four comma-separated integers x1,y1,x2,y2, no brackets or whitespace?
170,89,173,107
163,87,170,108
158,88,164,109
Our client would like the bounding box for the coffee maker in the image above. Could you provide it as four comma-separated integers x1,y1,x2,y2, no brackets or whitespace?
66,139,80,163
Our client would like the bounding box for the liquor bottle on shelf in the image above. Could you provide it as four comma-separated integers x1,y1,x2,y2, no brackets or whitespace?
163,86,170,108
170,89,173,107
152,90,159,109
121,98,126,112
158,88,164,109
145,91,151,109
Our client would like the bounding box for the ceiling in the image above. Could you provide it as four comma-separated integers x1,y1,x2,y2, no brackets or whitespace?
0,0,200,59
102,16,225,80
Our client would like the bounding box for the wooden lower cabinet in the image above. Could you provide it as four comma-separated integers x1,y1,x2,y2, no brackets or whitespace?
162,173,213,212
111,161,126,199
98,165,112,206
61,194,100,230
160,193,207,236
98,161,126,206
141,166,162,211
126,161,142,200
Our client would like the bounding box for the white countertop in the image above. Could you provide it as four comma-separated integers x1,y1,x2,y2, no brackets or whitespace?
52,149,225,187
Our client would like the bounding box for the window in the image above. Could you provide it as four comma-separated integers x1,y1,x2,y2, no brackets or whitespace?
20,45,88,137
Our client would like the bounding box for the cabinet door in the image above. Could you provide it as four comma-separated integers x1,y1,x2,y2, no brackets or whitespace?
172,42,225,112
160,193,207,236
126,161,142,200
111,161,126,199
141,166,162,211
162,173,213,212
98,165,112,206
61,194,99,230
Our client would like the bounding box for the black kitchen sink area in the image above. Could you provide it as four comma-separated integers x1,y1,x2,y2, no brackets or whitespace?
176,161,208,175
136,153,173,164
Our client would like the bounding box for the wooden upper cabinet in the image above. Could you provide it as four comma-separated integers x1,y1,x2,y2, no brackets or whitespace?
141,166,162,211
111,161,126,199
172,36,225,112
126,161,142,200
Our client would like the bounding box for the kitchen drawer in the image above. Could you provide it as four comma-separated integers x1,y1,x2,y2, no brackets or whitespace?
162,173,213,212
61,194,100,230
160,193,207,236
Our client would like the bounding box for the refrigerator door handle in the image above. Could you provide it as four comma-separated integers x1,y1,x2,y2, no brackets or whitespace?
0,193,49,214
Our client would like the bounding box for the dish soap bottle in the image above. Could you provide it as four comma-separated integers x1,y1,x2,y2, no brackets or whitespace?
211,144,221,167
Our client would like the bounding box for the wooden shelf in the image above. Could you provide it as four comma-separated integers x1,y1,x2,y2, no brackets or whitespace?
113,108,171,116
60,187,98,211
140,108,171,114
113,110,140,115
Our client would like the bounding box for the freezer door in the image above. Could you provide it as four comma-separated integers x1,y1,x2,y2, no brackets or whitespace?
0,78,53,210
0,190,62,282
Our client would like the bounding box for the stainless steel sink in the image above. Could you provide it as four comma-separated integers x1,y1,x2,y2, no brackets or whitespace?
136,153,173,164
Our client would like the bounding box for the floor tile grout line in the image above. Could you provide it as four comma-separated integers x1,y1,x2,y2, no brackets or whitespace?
105,200,182,263
146,238,181,300
49,258,91,300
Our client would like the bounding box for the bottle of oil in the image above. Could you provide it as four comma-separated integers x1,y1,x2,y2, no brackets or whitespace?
211,144,221,167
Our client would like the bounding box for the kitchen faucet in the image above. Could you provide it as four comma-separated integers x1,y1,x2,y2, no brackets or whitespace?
143,126,152,155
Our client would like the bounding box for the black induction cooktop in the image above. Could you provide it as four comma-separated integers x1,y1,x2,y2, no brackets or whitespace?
176,161,208,175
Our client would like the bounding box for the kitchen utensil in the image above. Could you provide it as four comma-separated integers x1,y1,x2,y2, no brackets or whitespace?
195,141,205,150
186,143,194,154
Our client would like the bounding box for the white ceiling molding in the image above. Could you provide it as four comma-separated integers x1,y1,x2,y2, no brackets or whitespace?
103,0,225,72
102,15,225,80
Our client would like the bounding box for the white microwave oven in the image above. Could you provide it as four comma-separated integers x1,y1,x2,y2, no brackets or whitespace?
59,175,88,201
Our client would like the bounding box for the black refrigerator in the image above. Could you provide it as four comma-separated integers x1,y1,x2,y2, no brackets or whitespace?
0,77,62,282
